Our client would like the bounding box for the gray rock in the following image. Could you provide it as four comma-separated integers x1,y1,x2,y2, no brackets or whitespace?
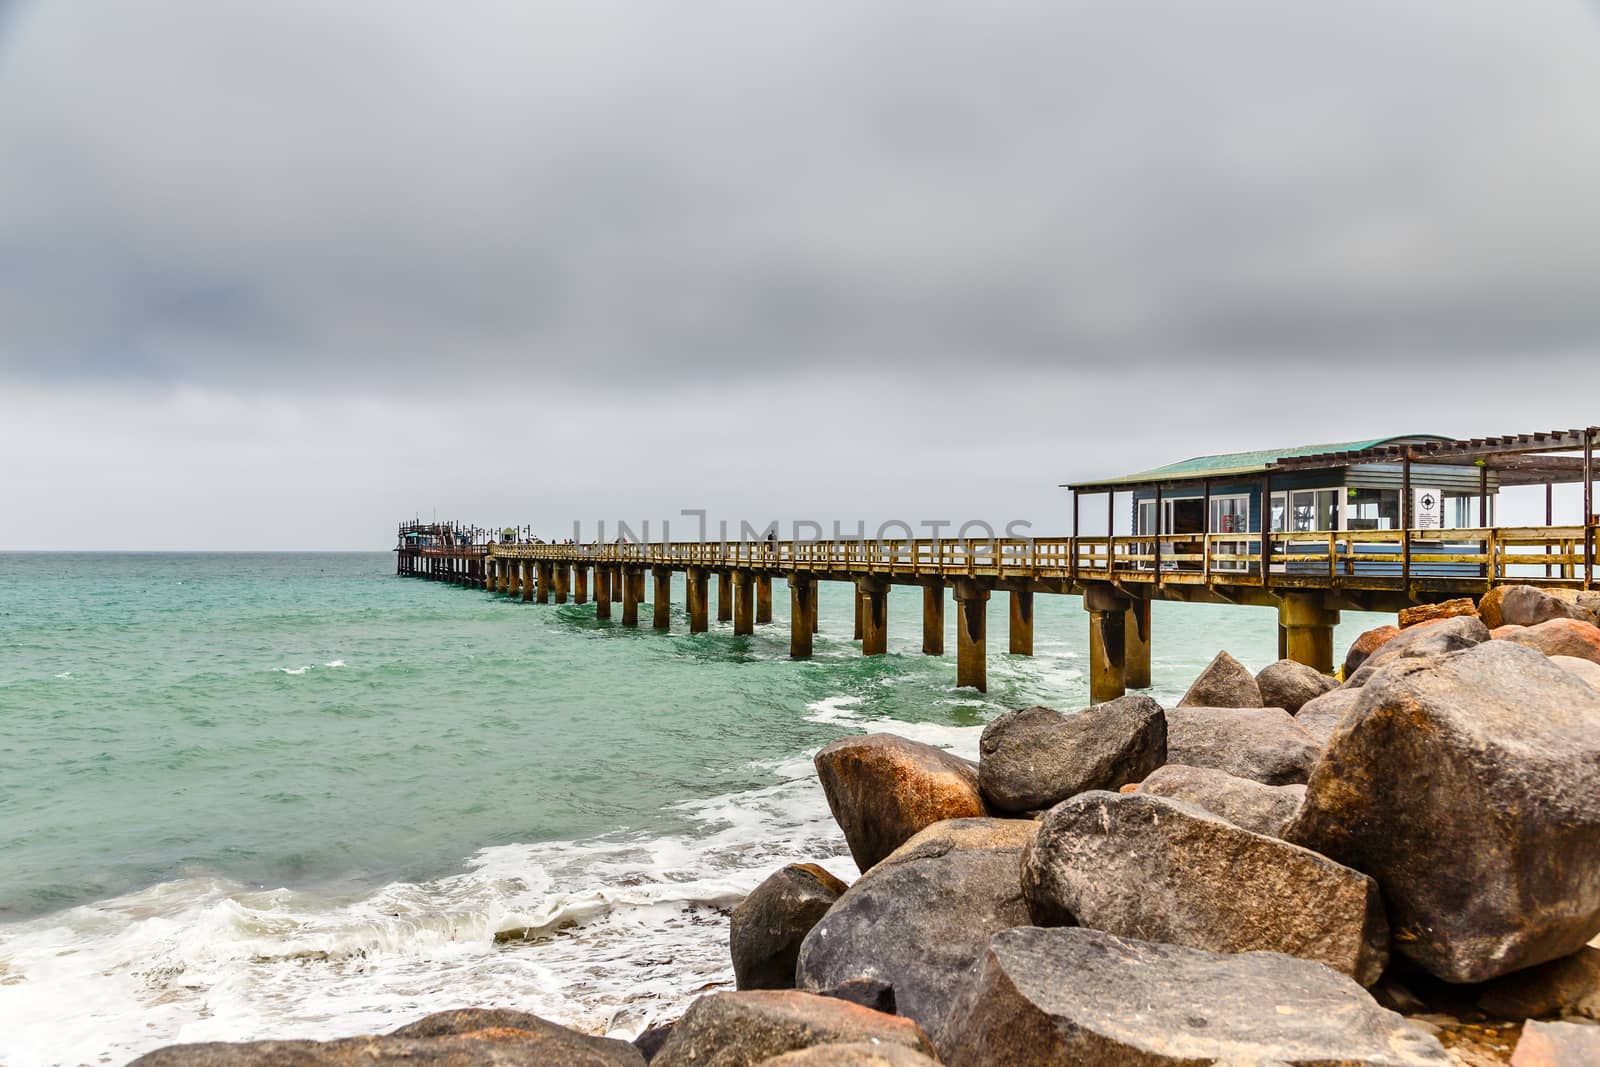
1020,791,1388,985
1509,1019,1600,1066
1285,641,1600,983
1178,650,1264,708
1294,687,1364,746
977,695,1165,813
731,864,848,990
1478,945,1600,1021
1343,616,1489,687
651,990,935,1067
131,1011,647,1067
937,927,1449,1066
796,818,1037,1044
1484,584,1599,629
758,1043,939,1066
814,734,984,872
1136,763,1305,837
1256,658,1338,714
1498,618,1600,665
1551,655,1600,692
1165,705,1321,785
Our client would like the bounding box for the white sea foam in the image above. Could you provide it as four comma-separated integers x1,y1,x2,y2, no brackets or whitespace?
323,660,346,668
277,665,311,675
52,671,71,679
0,752,858,1066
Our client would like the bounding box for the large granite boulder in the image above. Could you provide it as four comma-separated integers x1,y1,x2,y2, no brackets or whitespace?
1478,945,1600,1022
1295,687,1363,746
1399,598,1479,629
1177,650,1263,707
938,927,1449,1066
1482,584,1598,630
977,695,1165,813
814,733,983,872
758,1043,939,1066
1510,1019,1600,1066
1499,617,1600,665
1135,763,1305,837
132,1011,647,1067
731,864,848,990
796,818,1036,1042
1552,655,1600,692
652,991,934,1067
1285,641,1600,983
1164,706,1320,785
1343,615,1489,687
1344,624,1400,678
1020,791,1388,984
1256,658,1338,714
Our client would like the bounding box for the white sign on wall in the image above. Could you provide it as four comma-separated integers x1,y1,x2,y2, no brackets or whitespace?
1413,487,1444,530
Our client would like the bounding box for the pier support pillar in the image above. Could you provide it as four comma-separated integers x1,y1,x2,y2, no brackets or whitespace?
574,566,589,605
518,561,531,602
481,559,492,590
922,582,944,655
536,563,551,604
718,571,733,623
595,567,612,619
653,568,672,630
854,588,865,641
733,570,755,636
1279,594,1339,674
687,568,710,633
554,565,570,604
622,568,641,626
756,576,773,624
860,578,889,656
790,577,817,658
1009,587,1034,656
953,578,989,691
1124,596,1152,689
613,569,624,603
1085,583,1130,704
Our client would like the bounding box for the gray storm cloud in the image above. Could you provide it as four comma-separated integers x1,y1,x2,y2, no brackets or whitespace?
2,0,1599,390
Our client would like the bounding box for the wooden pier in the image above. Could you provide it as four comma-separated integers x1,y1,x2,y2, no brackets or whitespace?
397,428,1596,701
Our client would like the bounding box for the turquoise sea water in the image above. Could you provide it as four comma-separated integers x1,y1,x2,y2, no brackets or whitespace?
0,553,1388,1065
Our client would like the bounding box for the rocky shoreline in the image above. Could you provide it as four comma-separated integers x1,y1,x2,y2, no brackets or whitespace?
131,585,1600,1066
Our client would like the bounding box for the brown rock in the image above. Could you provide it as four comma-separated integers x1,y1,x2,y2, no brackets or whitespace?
1484,585,1599,630
976,695,1166,814
1178,650,1264,708
814,733,984,872
1343,616,1490,687
758,1043,939,1066
1478,946,1600,1021
1255,658,1338,714
1510,1019,1600,1066
1295,687,1363,746
1344,625,1401,678
731,864,849,990
1499,617,1600,665
1399,598,1479,629
796,818,1037,1044
1494,624,1527,639
1021,790,1389,985
1136,763,1305,837
1286,641,1600,983
131,1011,647,1067
651,990,935,1067
1551,655,1600,692
1164,706,1321,785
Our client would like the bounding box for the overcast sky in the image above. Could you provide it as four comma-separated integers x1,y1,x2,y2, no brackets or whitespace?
2,1,1598,548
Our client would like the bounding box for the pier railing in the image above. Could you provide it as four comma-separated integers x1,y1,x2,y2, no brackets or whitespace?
477,524,1594,590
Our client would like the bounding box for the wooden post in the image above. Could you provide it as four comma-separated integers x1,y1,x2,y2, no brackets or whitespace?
595,567,612,619
553,564,570,604
1070,490,1080,584
953,578,989,692
718,570,733,623
687,568,709,633
790,577,816,658
653,568,672,630
860,578,888,655
622,568,640,626
853,586,865,640
756,575,773,624
922,581,945,655
574,565,589,604
1124,595,1151,689
1084,583,1128,704
733,570,755,636
1008,587,1033,656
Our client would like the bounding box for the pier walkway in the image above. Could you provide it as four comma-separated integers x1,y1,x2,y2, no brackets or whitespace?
397,428,1596,701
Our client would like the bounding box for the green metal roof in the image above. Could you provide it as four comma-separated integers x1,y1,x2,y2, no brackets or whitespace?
1065,434,1454,490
